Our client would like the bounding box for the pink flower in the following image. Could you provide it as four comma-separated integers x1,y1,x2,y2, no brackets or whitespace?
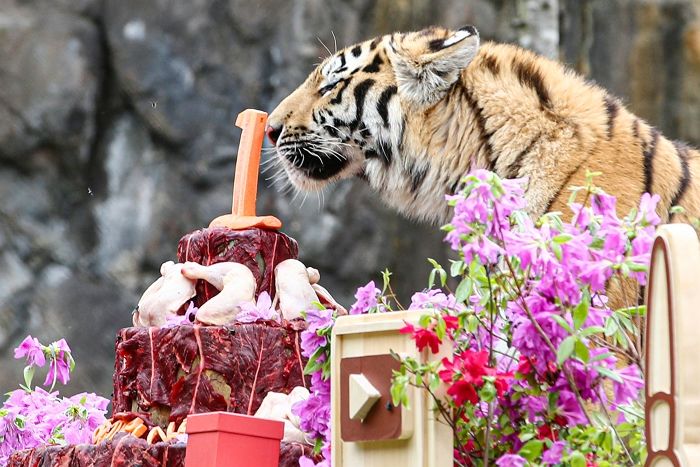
292,392,330,439
591,192,617,218
237,292,279,323
612,365,644,407
556,390,588,426
349,281,381,314
164,302,198,327
43,339,72,387
299,457,329,467
542,440,567,465
14,336,46,368
299,307,334,358
636,193,661,226
577,260,611,292
496,454,527,467
409,289,461,312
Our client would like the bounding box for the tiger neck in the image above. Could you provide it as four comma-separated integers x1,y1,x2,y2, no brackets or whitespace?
373,81,500,224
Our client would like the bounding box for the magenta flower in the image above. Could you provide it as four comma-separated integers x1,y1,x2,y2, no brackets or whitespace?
409,289,462,312
349,281,381,314
163,302,199,327
305,307,334,330
292,391,330,439
299,457,329,467
612,365,644,407
636,193,661,226
237,292,279,323
577,260,611,292
14,336,46,368
591,192,617,218
293,170,654,466
556,390,588,426
43,339,72,387
495,454,527,467
300,330,326,358
1,337,109,466
299,307,334,358
542,440,567,465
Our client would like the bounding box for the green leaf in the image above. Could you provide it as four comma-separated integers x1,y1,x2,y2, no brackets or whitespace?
466,314,479,333
589,237,605,249
551,242,563,261
579,326,605,337
553,233,573,244
569,450,587,467
435,316,447,340
450,260,464,277
573,292,590,330
590,351,613,362
557,335,577,365
626,261,648,272
595,366,624,383
427,258,447,287
479,381,496,403
574,340,590,362
389,349,401,362
23,366,35,389
551,314,574,334
604,317,618,337
419,314,432,328
518,439,544,461
14,415,26,429
390,373,411,409
455,277,472,303
670,205,686,214
381,269,393,294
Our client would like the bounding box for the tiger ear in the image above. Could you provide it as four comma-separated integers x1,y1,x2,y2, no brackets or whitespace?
387,26,480,106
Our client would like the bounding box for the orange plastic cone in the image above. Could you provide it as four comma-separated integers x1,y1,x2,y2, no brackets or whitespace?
209,109,282,230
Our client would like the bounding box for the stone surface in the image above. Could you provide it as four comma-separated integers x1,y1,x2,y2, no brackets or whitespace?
1,0,700,400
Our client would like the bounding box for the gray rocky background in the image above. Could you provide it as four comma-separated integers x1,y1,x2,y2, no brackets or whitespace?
1,0,699,398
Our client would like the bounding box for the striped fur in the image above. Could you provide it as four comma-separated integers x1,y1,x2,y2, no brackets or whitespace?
268,26,700,226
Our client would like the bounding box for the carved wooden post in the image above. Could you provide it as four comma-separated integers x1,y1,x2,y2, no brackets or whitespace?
331,310,452,467
645,224,700,466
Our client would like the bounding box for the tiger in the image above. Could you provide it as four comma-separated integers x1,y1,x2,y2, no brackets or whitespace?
267,25,700,227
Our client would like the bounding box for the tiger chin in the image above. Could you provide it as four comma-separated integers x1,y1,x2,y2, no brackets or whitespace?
267,25,700,226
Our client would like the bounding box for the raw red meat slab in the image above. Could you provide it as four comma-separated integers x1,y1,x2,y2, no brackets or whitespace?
112,322,308,426
8,436,314,467
177,227,298,306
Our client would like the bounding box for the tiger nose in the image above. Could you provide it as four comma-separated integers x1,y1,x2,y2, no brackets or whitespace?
266,124,282,145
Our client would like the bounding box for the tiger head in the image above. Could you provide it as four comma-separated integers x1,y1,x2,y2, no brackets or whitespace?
267,26,480,220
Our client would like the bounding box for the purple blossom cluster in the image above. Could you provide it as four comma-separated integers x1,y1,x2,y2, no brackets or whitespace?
348,281,382,314
443,170,654,464
294,169,653,465
293,307,335,467
1,336,109,465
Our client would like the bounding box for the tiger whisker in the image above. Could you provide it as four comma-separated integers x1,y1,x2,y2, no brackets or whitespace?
306,143,346,160
317,37,333,58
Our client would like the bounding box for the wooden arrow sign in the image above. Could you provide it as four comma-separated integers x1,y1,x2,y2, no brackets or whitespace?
209,109,282,230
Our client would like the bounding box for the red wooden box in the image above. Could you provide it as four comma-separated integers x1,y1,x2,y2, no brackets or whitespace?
185,412,284,467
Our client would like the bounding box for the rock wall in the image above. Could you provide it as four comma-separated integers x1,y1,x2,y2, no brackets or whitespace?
1,0,699,397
